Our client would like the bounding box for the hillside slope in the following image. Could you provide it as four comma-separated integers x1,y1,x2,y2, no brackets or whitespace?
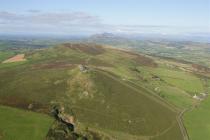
0,43,209,140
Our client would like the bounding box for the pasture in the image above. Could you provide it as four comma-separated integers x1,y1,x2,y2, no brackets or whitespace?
0,105,53,140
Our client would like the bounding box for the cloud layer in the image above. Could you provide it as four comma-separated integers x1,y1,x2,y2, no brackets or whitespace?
0,11,100,25
0,10,103,34
0,10,209,35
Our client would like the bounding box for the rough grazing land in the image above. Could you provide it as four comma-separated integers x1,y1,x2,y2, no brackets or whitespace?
64,69,183,140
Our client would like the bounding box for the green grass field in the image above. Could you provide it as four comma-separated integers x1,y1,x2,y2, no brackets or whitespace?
184,96,210,140
152,68,205,94
0,51,15,62
0,105,53,140
183,78,210,140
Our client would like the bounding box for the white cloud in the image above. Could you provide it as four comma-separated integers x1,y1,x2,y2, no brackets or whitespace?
0,11,209,35
0,11,101,26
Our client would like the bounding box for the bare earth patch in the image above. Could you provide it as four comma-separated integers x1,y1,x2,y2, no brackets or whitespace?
2,54,26,63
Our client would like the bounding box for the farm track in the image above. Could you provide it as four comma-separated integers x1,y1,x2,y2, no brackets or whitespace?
177,109,190,140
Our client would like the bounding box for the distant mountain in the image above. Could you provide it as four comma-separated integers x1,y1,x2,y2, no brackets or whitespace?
90,32,116,39
87,32,210,44
86,32,133,46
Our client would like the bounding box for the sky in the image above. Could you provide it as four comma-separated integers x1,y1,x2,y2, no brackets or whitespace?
0,0,209,35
